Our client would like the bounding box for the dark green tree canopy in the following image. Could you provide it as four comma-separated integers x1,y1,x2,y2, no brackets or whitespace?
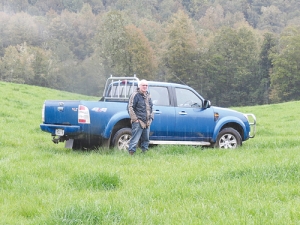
1,1,300,106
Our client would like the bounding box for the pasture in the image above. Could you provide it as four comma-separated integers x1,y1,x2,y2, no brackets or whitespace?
0,81,299,224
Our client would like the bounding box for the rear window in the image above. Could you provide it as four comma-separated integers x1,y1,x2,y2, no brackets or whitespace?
106,81,137,98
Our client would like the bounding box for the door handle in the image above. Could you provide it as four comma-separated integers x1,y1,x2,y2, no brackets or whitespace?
154,110,161,114
179,111,187,115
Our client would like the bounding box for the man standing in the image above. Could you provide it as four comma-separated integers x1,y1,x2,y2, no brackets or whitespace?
127,79,154,155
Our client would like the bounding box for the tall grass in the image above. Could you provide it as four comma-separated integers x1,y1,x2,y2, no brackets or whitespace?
0,81,299,224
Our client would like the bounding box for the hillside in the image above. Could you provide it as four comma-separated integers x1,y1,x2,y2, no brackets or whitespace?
0,81,98,151
0,81,299,224
1,1,300,107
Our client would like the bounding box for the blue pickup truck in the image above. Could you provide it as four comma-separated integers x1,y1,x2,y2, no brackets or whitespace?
40,76,256,150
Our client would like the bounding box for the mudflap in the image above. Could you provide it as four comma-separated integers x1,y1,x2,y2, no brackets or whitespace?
65,139,74,149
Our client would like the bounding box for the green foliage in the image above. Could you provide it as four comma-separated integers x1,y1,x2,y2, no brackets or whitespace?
0,44,34,83
62,0,84,13
1,1,300,105
85,0,104,14
97,10,130,76
204,26,259,106
257,5,286,33
163,10,198,85
125,24,157,80
2,12,40,47
0,43,58,87
257,33,276,104
47,6,96,61
270,26,300,102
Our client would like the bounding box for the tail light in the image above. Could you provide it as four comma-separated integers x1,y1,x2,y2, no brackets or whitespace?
78,105,90,124
42,103,45,122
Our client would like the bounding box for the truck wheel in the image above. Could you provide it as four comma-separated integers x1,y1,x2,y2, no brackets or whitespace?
112,128,132,151
72,136,101,150
214,128,242,149
72,139,83,150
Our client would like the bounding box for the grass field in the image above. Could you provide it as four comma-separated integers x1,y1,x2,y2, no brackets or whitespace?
0,81,299,225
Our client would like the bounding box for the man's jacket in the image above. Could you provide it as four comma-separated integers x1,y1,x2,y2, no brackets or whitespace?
128,89,154,128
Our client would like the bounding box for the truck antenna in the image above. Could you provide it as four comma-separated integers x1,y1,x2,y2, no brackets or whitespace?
172,73,187,85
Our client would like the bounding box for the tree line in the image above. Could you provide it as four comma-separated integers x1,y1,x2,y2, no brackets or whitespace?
0,0,300,107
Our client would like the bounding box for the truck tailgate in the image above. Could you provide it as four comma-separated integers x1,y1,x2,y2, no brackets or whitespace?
43,100,81,125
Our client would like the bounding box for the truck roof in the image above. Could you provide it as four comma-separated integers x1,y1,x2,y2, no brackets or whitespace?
103,76,191,101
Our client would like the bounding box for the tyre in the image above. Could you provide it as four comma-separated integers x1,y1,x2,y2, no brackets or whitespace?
72,139,83,150
112,128,132,151
72,136,101,150
214,128,242,149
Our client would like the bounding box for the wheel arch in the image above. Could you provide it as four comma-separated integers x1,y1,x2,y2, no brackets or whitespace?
109,118,131,146
102,111,131,139
220,122,244,140
212,117,246,142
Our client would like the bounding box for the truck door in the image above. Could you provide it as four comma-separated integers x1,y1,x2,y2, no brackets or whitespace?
148,86,176,140
174,87,215,141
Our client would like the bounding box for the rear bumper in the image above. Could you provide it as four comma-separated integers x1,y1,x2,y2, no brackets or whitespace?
40,124,81,135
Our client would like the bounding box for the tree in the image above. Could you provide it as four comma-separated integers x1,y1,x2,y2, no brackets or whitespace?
34,0,65,14
62,0,84,13
29,46,57,87
0,0,29,13
0,12,10,56
204,26,259,107
257,5,286,33
96,10,129,76
269,26,300,102
46,5,97,62
257,32,276,104
84,0,105,14
4,12,40,47
124,24,157,80
0,43,56,87
163,9,198,87
198,4,225,32
76,53,106,96
181,0,210,19
0,44,34,83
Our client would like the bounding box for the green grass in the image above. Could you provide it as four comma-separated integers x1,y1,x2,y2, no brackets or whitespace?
0,81,300,224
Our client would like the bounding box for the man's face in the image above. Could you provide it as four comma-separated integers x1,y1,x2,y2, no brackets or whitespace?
139,82,148,93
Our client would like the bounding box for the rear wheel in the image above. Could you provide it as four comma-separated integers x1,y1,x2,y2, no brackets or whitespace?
214,128,242,149
72,136,101,150
72,139,83,150
112,128,132,151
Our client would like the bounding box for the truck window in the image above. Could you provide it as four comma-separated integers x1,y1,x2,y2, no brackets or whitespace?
175,88,202,107
108,83,137,98
149,86,170,106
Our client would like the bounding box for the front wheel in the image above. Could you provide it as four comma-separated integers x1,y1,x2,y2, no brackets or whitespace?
214,128,242,149
112,128,132,151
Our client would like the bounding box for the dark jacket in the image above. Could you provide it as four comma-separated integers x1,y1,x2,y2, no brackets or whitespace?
128,89,154,128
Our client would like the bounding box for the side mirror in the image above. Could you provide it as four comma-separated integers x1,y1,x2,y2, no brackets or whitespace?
203,100,211,109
